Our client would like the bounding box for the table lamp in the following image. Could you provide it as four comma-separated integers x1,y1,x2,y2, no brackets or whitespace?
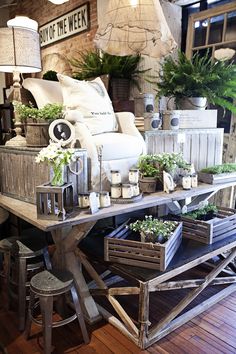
94,0,177,58
0,27,41,146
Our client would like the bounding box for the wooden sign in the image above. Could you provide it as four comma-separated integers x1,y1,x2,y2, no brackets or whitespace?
39,2,90,48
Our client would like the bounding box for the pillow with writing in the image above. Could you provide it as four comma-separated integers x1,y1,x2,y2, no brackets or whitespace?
57,74,117,135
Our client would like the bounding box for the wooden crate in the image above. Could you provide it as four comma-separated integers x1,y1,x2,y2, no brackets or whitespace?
198,171,236,185
104,222,182,271
181,206,236,244
36,182,73,221
145,128,223,172
0,146,88,204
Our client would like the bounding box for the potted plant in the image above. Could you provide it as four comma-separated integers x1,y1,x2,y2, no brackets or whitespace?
154,50,236,112
129,215,179,244
198,163,236,184
69,50,149,100
14,102,63,147
42,70,58,81
182,204,218,221
138,152,188,193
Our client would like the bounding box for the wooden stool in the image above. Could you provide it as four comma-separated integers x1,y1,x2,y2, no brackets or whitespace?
9,235,51,331
25,269,89,354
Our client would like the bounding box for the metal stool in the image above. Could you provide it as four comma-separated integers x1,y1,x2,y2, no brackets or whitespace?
2,234,52,331
25,269,89,354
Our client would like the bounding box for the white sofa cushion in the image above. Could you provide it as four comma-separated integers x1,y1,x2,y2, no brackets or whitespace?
22,78,63,108
92,132,144,161
58,74,117,135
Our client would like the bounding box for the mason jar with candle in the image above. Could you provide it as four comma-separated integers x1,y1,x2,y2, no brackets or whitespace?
111,170,121,185
131,183,140,197
129,168,139,184
78,193,90,208
191,174,198,188
122,184,133,199
100,191,111,208
111,184,122,199
182,175,192,190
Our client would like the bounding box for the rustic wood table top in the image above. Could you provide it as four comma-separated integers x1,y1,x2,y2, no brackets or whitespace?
0,181,235,232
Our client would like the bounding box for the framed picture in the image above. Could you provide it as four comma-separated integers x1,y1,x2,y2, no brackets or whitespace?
49,119,75,146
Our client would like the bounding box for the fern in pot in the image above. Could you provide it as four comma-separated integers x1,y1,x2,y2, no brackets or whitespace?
155,50,236,112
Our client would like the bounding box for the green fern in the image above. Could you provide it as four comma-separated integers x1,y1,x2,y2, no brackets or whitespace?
155,51,236,113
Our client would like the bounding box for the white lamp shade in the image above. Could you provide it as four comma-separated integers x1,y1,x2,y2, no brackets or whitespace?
7,16,38,31
0,27,41,73
94,0,177,58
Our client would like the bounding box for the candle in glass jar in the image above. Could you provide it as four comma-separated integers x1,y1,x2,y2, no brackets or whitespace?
182,175,191,190
111,170,121,184
111,184,122,198
100,191,111,208
122,184,133,199
129,168,139,184
191,174,198,188
131,183,140,196
78,193,90,208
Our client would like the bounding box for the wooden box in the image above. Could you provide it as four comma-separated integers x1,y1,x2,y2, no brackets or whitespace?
163,110,217,129
145,128,223,172
181,207,236,244
0,146,88,204
36,183,73,221
104,222,182,271
198,171,236,185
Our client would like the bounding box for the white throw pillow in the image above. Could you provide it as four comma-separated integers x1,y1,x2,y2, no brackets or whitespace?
23,78,63,108
57,74,117,135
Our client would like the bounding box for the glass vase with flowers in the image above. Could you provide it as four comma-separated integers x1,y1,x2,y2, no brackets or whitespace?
35,143,76,186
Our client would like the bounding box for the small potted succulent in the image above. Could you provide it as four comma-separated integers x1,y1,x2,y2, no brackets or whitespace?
14,102,63,147
129,215,179,244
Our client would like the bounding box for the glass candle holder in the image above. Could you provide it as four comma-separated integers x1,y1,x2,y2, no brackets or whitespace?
129,168,139,184
122,184,133,199
100,191,111,208
111,184,122,199
111,170,121,184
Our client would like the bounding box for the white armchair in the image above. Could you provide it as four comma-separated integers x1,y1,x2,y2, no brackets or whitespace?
23,77,146,190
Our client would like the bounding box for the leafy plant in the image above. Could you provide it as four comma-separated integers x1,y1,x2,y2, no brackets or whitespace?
182,204,218,220
200,163,236,174
138,153,188,179
42,70,58,81
154,50,236,113
69,50,149,90
129,215,179,243
14,102,63,122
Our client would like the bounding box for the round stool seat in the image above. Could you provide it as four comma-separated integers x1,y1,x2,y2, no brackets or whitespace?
0,236,18,251
11,237,48,258
31,270,74,296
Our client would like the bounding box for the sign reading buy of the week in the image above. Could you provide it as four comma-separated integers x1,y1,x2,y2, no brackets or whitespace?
39,2,90,47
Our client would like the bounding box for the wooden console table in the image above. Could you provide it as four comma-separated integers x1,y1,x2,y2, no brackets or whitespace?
0,181,235,347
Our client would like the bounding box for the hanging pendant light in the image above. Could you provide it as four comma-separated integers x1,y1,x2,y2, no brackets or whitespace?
7,15,38,31
48,0,69,4
94,0,177,58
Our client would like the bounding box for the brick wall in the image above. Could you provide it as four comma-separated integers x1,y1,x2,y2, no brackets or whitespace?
10,0,97,76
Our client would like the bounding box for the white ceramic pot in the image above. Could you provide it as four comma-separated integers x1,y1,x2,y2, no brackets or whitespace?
178,97,207,110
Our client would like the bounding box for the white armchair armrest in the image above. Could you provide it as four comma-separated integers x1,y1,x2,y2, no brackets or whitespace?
116,112,146,154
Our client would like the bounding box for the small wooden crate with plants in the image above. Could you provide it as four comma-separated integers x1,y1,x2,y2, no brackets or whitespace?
180,204,236,244
104,217,182,271
198,163,236,185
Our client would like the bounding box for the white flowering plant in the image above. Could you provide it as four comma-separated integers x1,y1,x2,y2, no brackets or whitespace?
129,215,179,243
35,143,76,186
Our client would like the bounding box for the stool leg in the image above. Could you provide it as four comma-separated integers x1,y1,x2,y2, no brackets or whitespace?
43,247,52,271
18,257,27,331
70,285,89,344
40,295,53,354
24,289,35,339
4,250,11,310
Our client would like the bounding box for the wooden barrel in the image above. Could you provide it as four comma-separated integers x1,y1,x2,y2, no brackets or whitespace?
26,122,50,147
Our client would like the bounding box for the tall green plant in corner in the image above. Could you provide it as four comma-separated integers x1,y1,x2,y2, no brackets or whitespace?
155,51,236,113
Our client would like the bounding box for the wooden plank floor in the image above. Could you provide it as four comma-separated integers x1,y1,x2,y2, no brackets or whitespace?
1,277,236,354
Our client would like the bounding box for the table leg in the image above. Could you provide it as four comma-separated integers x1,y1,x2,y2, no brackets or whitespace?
51,222,101,324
